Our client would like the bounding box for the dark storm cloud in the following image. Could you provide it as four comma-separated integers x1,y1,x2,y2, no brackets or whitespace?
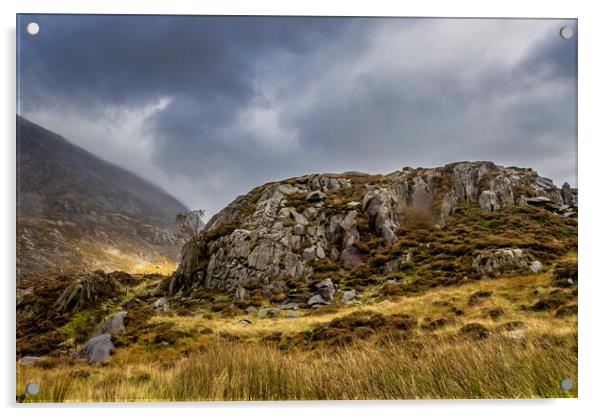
19,15,345,109
18,16,577,216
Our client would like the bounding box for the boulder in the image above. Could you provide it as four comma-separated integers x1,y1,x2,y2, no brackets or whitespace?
302,246,317,261
152,297,169,312
341,247,362,269
526,196,552,205
307,294,328,307
316,246,326,259
19,356,41,366
529,260,543,273
285,311,300,318
341,289,358,303
257,307,280,318
95,311,127,336
316,278,336,302
472,248,538,277
561,182,574,206
293,224,305,236
83,334,115,364
238,319,252,326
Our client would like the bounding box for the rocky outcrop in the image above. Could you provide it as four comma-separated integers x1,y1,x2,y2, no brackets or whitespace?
472,248,542,278
165,162,576,295
525,195,577,218
53,270,122,314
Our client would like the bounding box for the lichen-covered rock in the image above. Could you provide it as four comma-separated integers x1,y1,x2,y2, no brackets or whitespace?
164,162,572,295
472,248,540,278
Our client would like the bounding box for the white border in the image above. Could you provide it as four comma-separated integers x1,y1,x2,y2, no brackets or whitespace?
2,1,601,415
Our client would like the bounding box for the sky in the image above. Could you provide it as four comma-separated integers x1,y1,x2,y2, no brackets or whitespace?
17,15,577,217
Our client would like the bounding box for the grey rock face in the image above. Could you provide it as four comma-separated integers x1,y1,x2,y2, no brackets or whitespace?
363,186,399,246
83,334,115,364
122,298,141,310
166,162,571,295
95,311,127,336
479,191,500,214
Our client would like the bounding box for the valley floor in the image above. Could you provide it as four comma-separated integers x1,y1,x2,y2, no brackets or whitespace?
17,269,577,402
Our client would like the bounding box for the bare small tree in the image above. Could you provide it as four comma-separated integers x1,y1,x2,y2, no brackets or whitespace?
175,209,205,241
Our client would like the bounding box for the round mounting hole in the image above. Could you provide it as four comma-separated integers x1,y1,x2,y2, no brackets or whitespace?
26,22,40,36
25,383,39,395
560,378,573,391
559,26,573,40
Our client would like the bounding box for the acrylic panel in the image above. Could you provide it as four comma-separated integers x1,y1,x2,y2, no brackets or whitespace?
16,14,578,402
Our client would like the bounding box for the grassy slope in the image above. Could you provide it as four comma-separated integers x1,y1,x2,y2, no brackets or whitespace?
17,263,577,402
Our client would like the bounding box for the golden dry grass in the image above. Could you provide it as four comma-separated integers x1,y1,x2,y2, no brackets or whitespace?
17,335,577,402
151,272,574,341
16,269,577,402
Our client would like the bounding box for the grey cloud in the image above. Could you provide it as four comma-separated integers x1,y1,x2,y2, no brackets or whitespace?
18,15,577,217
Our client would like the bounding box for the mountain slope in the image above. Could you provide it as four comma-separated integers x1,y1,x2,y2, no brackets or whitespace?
17,115,188,279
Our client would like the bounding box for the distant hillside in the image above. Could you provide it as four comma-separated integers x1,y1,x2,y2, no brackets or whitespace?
17,115,188,279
